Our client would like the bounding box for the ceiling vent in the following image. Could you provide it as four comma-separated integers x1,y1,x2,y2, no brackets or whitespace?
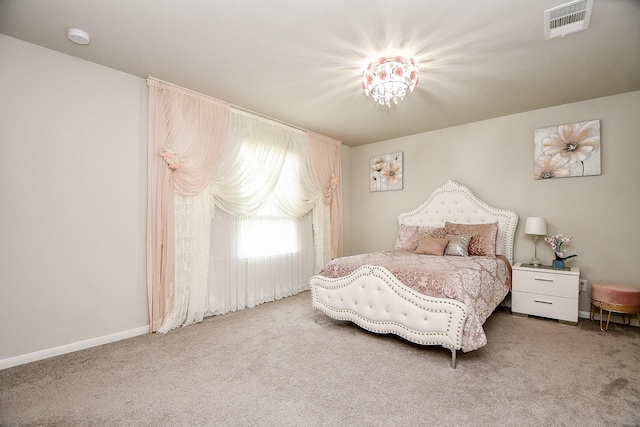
544,0,593,40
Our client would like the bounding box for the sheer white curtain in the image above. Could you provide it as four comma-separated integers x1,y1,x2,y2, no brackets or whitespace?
206,110,320,315
208,209,314,315
210,111,317,217
158,190,212,332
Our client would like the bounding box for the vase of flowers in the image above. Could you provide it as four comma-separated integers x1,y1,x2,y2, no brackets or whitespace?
544,233,577,269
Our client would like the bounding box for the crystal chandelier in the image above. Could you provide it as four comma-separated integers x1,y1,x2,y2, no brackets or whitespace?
362,56,419,107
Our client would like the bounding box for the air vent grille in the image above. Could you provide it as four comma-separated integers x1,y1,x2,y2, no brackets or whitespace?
544,0,593,40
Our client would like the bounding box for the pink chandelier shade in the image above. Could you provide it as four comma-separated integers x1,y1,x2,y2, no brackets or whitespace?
362,56,419,107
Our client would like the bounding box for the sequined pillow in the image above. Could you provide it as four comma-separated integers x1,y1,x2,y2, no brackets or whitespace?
444,234,471,257
395,224,446,252
414,236,449,256
444,222,498,257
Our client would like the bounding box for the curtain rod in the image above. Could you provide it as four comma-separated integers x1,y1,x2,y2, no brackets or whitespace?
147,76,309,135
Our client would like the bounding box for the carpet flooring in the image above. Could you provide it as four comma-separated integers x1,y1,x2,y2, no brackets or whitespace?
1,291,639,426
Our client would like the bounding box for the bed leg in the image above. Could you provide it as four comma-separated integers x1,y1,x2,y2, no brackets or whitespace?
450,349,457,369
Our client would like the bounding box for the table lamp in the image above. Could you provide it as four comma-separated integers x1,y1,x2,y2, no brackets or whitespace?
524,217,547,267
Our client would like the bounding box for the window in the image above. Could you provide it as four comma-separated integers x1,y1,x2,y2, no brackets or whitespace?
238,200,298,258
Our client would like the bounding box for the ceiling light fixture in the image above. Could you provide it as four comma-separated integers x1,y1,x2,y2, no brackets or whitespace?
362,56,418,107
67,28,91,45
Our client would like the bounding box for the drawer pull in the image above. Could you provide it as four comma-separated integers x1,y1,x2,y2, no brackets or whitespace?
534,299,553,305
534,277,554,282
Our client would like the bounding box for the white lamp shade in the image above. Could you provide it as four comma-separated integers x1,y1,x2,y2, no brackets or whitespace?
524,217,547,236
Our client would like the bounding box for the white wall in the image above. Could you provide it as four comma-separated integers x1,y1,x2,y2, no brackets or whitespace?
345,91,640,316
0,35,148,365
340,144,352,257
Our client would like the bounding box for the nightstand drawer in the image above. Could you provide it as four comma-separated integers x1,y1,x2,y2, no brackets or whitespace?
512,269,578,299
511,291,578,323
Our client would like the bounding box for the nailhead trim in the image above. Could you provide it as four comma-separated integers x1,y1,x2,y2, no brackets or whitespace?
310,265,468,350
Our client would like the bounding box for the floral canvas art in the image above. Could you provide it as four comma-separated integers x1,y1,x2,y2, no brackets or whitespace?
370,152,403,192
533,120,601,179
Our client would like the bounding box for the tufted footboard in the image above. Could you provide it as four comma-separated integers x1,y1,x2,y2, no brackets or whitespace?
309,265,468,368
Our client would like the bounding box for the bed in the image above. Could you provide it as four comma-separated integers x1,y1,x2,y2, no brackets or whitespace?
309,180,518,368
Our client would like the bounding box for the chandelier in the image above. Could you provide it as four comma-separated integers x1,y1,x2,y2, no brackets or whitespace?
362,56,419,107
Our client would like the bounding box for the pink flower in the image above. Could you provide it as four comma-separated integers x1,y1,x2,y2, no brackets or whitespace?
380,159,402,186
394,56,403,63
545,234,575,260
329,175,339,189
159,147,180,172
371,158,386,172
410,71,416,81
534,153,571,179
378,70,387,80
378,57,387,64
394,67,403,77
542,120,600,165
366,75,374,85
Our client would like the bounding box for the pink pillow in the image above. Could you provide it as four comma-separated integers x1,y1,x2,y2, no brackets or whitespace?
395,224,446,252
444,222,498,257
414,236,449,256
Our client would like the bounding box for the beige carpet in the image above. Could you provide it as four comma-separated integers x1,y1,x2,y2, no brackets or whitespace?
1,291,639,427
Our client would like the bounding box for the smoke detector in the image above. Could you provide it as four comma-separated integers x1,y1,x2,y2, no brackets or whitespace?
67,28,91,45
544,0,593,40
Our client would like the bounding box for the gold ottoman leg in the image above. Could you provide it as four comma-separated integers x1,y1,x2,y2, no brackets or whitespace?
599,307,604,331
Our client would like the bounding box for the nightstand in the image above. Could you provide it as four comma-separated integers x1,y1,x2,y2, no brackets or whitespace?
511,263,580,324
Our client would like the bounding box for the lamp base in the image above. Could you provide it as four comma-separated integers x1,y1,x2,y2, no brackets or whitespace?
529,257,542,267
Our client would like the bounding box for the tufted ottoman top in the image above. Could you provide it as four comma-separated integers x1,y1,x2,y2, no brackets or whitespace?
592,282,640,307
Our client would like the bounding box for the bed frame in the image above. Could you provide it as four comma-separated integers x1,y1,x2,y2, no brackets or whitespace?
309,180,518,368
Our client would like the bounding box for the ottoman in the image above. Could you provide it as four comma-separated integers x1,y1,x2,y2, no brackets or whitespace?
590,282,640,331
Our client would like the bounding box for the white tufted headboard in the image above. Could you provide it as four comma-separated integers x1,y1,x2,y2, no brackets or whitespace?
397,180,519,264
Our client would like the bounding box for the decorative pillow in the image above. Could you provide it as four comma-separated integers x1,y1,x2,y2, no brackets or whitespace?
444,222,498,257
444,234,471,257
395,224,446,252
414,236,449,256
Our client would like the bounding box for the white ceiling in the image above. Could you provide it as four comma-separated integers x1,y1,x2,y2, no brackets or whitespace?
1,0,639,146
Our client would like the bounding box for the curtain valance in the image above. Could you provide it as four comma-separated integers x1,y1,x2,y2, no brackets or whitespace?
210,110,319,219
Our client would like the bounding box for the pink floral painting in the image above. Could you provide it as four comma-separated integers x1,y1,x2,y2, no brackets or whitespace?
533,120,601,179
370,152,403,192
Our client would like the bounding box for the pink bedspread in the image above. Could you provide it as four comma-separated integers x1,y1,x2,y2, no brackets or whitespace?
319,251,511,352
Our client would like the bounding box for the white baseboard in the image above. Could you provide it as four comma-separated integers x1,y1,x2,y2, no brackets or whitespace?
578,310,591,320
0,325,149,370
